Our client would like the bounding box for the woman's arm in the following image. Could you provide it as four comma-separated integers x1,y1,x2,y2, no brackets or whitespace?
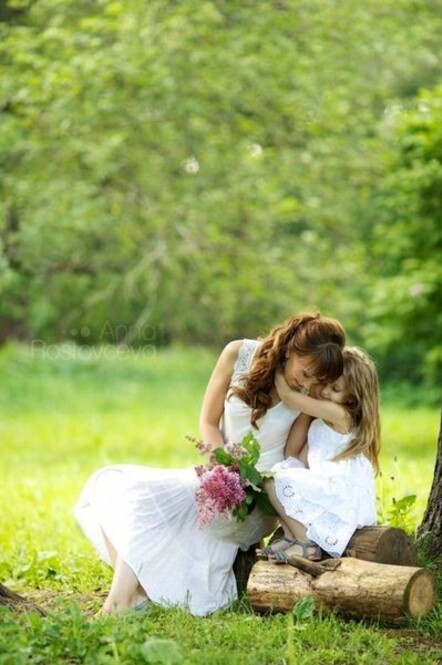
198,340,243,450
284,413,312,458
275,372,351,433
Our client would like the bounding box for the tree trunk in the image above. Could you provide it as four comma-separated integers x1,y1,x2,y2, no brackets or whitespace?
246,558,436,623
0,582,45,614
418,409,442,557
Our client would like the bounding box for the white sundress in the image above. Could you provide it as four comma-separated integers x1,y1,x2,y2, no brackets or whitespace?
74,339,300,616
273,418,377,557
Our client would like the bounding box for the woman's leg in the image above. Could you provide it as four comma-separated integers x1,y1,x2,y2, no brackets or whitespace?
98,530,149,615
99,554,140,615
102,529,118,566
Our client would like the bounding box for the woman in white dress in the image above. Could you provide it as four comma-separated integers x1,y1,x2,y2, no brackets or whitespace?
75,311,346,616
258,346,381,562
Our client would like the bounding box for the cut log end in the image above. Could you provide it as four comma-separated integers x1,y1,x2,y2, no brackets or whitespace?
406,570,436,618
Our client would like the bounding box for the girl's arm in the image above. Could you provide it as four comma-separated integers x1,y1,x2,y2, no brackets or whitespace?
275,372,351,433
284,413,312,458
198,340,243,450
298,442,309,467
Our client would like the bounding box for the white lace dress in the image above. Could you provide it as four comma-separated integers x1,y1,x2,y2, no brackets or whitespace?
273,419,377,557
74,340,300,616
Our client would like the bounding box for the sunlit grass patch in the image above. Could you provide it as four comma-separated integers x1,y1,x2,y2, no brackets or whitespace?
0,343,440,664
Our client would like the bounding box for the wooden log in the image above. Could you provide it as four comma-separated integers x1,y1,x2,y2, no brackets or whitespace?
345,526,418,566
246,558,436,623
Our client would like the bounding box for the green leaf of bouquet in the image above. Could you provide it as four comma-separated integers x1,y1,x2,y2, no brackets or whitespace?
232,504,248,522
241,431,260,465
238,461,262,487
245,490,256,505
256,491,278,516
213,448,233,466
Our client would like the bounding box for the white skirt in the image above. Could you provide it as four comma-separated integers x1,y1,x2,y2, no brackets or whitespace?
273,456,376,557
75,464,277,616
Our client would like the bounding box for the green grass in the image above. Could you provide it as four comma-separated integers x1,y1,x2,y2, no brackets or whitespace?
0,343,441,664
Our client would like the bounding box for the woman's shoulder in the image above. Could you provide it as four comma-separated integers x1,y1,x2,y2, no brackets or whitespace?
221,339,245,359
215,339,256,379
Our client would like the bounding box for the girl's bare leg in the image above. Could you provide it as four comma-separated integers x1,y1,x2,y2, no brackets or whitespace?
264,479,309,542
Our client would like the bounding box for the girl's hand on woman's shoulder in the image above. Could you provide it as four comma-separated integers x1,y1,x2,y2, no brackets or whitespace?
275,370,292,398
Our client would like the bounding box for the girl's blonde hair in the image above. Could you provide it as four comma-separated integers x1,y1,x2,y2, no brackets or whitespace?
333,346,381,474
232,311,345,427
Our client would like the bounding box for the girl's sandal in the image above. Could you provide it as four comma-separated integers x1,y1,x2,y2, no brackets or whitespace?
270,539,322,563
256,537,296,560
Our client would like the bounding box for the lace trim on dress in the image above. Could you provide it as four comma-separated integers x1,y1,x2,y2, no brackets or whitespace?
231,339,258,387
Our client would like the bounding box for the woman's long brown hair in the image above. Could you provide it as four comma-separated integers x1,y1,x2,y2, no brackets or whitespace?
231,311,345,427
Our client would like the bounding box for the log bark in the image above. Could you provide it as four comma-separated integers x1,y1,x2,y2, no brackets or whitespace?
246,558,436,623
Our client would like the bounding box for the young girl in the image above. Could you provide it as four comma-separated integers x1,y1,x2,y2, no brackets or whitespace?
75,311,345,616
258,346,380,562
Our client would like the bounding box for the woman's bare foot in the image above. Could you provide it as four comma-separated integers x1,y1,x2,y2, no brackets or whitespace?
130,587,150,610
95,587,150,617
98,598,131,616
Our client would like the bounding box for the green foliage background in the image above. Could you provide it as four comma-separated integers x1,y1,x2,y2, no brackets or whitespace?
1,0,441,383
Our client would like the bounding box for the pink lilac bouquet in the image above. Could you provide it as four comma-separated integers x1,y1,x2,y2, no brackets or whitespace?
192,432,276,528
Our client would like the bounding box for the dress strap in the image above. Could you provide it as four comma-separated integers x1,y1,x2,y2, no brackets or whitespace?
231,339,259,386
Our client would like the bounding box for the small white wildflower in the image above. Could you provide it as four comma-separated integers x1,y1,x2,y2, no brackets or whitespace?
249,143,263,157
182,156,199,174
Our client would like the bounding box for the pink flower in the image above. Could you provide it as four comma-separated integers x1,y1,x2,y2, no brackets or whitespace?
195,465,246,527
224,442,248,459
186,435,213,455
195,464,206,478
